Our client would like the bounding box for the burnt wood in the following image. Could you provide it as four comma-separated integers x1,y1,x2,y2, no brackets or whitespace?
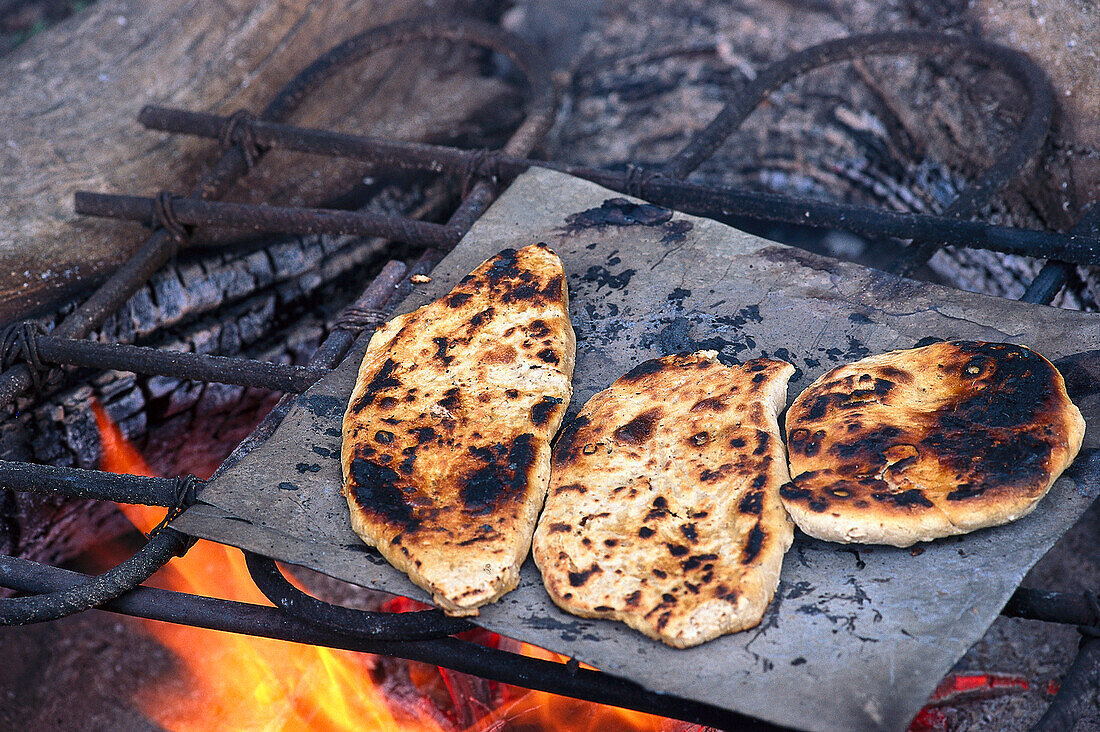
0,0,509,324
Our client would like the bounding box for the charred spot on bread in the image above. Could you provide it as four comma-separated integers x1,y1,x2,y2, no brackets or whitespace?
741,523,766,564
537,347,560,365
691,396,727,412
348,458,417,530
620,358,667,384
461,434,537,515
445,292,473,308
613,407,662,445
568,564,602,587
530,396,564,427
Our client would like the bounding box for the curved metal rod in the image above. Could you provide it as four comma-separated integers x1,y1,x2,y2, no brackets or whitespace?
245,552,473,641
262,16,555,172
0,554,789,731
663,31,1054,274
0,528,188,625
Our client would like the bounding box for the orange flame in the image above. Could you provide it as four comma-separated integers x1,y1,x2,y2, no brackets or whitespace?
92,402,684,732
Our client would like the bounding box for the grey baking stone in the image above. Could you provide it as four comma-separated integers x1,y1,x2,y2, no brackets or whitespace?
174,168,1100,732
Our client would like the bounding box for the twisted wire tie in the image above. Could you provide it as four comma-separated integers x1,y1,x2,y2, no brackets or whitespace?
153,191,189,249
461,148,502,196
623,164,659,198
219,110,263,169
0,321,49,390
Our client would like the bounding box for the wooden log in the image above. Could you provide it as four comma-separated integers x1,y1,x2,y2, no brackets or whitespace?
538,0,1097,306
0,0,508,324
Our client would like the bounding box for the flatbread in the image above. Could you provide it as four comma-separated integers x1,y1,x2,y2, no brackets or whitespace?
533,351,795,648
781,341,1085,547
341,244,576,615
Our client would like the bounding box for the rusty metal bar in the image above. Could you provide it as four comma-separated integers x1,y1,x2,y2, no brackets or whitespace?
1021,204,1099,304
31,334,325,392
642,178,1100,265
74,192,462,249
0,460,185,506
1002,588,1100,628
135,107,1100,267
1031,635,1100,732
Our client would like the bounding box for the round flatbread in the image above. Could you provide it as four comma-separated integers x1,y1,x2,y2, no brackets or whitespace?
780,341,1085,547
534,351,795,648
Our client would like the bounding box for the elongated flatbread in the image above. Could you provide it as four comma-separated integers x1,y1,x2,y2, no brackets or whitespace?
781,341,1085,547
341,244,575,615
534,352,795,648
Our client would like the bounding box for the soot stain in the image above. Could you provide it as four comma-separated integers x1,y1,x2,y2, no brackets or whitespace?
667,287,692,304
659,219,693,245
303,393,343,416
564,198,673,230
582,265,636,291
648,316,738,357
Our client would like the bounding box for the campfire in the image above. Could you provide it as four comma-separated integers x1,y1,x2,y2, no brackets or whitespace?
1,5,1098,732
93,402,680,731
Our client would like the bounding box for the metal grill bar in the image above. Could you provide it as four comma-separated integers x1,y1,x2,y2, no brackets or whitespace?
131,107,1100,267
1022,203,1100,304
1001,588,1100,628
1033,636,1100,732
0,460,183,506
32,334,325,392
75,192,463,250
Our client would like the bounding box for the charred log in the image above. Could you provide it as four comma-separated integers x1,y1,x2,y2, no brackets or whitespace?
533,0,1099,307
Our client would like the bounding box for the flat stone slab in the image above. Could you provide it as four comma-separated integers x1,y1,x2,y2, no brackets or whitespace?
175,169,1100,732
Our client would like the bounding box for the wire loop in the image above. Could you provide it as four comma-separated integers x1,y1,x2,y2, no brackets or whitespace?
153,191,189,247
0,322,49,390
219,110,263,168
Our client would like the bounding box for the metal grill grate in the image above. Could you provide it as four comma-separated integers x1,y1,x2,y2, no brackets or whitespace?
0,17,1096,732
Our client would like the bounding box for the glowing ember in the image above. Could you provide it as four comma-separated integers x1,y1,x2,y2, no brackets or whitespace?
92,402,690,731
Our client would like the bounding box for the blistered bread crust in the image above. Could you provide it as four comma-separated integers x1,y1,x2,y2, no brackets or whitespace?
342,244,575,615
534,352,795,648
781,341,1085,547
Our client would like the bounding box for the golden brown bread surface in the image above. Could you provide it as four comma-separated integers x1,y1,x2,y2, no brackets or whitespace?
341,244,575,615
533,352,795,648
781,341,1085,547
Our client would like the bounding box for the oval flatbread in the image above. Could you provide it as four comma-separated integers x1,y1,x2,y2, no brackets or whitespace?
341,244,575,615
534,352,795,648
781,341,1085,547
